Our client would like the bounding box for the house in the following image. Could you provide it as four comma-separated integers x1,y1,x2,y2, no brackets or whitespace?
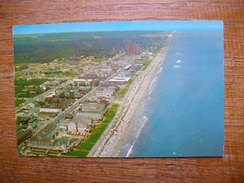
28,103,35,109
28,121,38,131
29,91,36,95
79,86,91,93
74,89,81,98
55,89,65,98
80,90,86,95
27,85,35,91
56,99,74,110
90,79,100,87
45,97,59,103
19,116,36,128
20,117,30,125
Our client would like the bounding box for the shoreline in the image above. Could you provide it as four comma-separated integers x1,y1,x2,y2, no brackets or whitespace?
88,33,173,157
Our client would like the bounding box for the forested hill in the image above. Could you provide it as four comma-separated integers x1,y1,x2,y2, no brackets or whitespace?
13,31,168,64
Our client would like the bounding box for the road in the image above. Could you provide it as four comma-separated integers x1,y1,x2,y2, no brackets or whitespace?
17,53,132,154
28,67,124,139
16,79,73,112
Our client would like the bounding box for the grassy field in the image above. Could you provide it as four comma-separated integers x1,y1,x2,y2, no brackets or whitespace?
14,78,48,99
142,59,152,71
65,103,119,157
115,79,135,98
15,98,26,107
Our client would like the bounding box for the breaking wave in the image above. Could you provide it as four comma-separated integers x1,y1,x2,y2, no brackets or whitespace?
173,65,181,69
149,76,157,93
157,66,163,74
126,116,148,157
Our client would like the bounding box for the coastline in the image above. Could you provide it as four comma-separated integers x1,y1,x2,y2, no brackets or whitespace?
88,33,173,157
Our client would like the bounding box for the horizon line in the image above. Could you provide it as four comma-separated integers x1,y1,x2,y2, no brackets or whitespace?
13,20,223,35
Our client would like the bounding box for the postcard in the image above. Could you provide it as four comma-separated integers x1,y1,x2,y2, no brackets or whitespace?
13,21,224,157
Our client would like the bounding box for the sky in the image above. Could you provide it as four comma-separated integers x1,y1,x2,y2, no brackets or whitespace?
13,20,223,35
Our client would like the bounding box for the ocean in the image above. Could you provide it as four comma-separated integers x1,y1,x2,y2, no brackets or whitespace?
116,31,224,157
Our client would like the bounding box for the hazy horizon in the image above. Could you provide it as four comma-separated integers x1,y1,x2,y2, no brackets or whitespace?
13,20,223,35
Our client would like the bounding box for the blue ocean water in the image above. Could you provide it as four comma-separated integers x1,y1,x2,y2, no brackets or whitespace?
117,31,224,157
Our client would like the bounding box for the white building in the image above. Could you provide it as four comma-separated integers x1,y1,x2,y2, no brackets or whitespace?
77,103,107,120
108,77,130,85
95,87,116,98
99,65,112,73
39,108,62,113
73,78,92,85
67,116,92,133
124,64,132,70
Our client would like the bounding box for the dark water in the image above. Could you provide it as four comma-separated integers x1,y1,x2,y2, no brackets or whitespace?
117,31,224,157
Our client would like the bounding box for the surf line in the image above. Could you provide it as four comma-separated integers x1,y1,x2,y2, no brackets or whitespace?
125,116,148,157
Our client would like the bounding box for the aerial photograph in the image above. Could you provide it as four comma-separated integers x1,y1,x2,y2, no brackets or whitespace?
13,21,224,157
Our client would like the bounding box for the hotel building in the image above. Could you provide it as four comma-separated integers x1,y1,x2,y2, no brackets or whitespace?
125,44,138,55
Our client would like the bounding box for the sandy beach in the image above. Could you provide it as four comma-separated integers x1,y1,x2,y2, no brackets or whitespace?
88,33,173,157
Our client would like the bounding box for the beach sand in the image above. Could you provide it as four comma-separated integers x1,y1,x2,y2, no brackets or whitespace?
88,33,173,157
